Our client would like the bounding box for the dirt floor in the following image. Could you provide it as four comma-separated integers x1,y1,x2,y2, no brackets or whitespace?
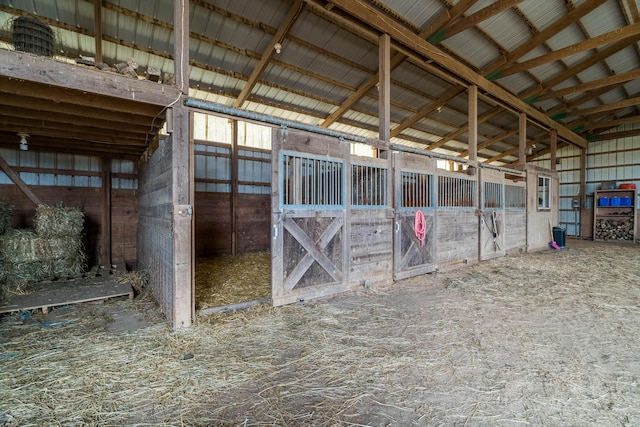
1,238,640,426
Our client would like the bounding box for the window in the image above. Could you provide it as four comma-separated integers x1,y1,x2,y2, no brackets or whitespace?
538,176,551,209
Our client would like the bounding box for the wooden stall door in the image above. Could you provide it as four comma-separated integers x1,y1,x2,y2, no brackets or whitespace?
271,129,349,306
393,152,437,280
480,170,506,261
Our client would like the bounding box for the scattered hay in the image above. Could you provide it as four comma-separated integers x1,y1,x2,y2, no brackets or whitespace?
195,251,271,310
33,204,84,238
2,240,640,426
0,201,12,235
116,269,149,295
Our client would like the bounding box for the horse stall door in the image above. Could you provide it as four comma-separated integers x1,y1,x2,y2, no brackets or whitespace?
271,128,349,306
479,168,506,261
393,152,437,280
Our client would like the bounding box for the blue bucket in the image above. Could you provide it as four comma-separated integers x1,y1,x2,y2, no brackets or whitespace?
621,196,632,206
599,197,610,206
611,197,621,206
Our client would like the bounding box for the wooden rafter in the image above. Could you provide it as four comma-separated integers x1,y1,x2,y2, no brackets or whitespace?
428,108,503,150
584,114,640,131
485,134,547,164
390,86,464,138
319,0,477,128
483,0,607,75
422,0,479,44
519,36,640,101
458,128,519,159
233,0,304,108
329,0,586,147
430,0,523,43
530,69,640,103
495,23,640,80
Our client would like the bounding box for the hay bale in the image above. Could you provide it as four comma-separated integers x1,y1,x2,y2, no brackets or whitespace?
0,229,87,290
34,204,84,238
0,202,13,235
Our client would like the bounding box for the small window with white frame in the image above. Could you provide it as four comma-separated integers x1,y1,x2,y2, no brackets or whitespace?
538,176,551,209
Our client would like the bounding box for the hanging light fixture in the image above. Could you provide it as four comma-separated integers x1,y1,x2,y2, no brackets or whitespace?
17,132,29,151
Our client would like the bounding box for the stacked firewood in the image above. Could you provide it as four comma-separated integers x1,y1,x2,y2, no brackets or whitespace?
595,218,634,240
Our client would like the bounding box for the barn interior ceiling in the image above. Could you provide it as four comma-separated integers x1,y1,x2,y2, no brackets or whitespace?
0,0,639,162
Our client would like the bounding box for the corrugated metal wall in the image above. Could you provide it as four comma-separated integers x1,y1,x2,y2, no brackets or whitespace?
0,148,138,190
193,113,271,195
533,123,640,236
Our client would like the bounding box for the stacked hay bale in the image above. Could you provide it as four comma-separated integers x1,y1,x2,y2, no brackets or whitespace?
0,202,12,236
0,204,87,296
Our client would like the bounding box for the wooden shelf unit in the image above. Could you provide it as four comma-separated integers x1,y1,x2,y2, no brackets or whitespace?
593,189,637,242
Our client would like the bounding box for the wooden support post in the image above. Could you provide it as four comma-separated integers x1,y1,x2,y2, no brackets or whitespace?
467,85,478,175
189,110,196,322
100,157,112,267
518,113,527,166
378,33,391,142
93,0,102,64
0,153,42,207
579,147,587,237
172,106,192,329
174,0,190,95
550,129,558,171
231,119,238,256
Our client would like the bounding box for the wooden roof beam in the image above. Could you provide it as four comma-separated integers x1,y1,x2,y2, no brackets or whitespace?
422,0,479,44
484,134,547,164
458,128,519,158
584,113,640,131
482,0,607,75
234,0,304,108
428,108,503,150
529,68,640,103
319,0,476,128
430,0,523,44
329,0,585,147
519,36,640,102
493,23,640,80
390,86,464,138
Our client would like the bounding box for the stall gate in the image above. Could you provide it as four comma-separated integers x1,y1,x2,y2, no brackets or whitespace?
271,128,350,306
436,169,479,269
503,178,527,252
393,152,437,280
479,167,506,261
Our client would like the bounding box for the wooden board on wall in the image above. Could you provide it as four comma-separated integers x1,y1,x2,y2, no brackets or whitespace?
349,209,393,288
111,189,138,266
504,210,527,252
437,210,479,270
236,193,270,254
194,192,231,256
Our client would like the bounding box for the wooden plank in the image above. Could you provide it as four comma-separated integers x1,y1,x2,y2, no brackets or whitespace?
467,85,478,163
99,158,112,267
0,277,133,315
378,33,391,142
0,54,179,111
93,0,102,64
0,153,42,207
171,106,192,329
174,0,190,94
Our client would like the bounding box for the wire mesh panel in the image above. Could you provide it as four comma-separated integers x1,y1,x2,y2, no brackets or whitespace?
352,162,388,207
484,182,504,209
401,171,433,209
505,184,526,209
282,152,344,207
437,176,476,208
